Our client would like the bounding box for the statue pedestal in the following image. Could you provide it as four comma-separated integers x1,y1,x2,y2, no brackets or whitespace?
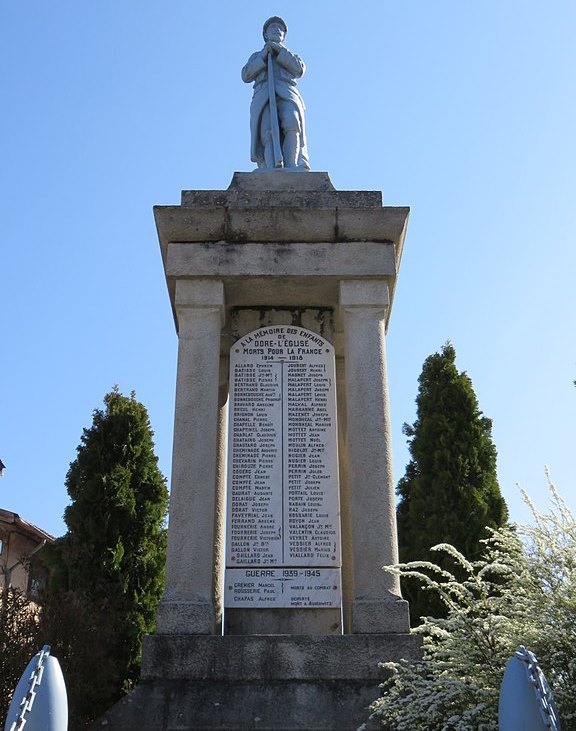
94,172,420,729
155,171,411,636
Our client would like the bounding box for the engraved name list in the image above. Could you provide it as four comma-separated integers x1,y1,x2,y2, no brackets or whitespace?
225,325,341,609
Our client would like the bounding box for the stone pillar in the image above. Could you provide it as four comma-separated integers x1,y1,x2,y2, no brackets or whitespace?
212,355,230,630
339,280,409,633
336,354,354,634
156,279,225,634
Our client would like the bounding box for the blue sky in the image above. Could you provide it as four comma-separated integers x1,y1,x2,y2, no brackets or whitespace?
1,1,575,538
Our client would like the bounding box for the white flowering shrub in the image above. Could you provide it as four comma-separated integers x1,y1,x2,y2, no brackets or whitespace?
368,480,576,730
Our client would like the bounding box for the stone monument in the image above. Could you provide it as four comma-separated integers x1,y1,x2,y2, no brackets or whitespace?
95,17,420,730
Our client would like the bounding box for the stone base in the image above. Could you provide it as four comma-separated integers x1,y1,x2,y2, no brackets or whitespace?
351,598,411,634
225,608,342,635
179,172,383,209
155,600,218,634
229,171,335,192
93,634,421,730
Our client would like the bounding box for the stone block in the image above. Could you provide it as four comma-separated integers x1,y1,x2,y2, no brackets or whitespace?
93,680,384,730
154,206,226,247
229,171,336,192
181,188,383,209
178,172,383,210
175,279,225,310
351,599,411,634
139,635,421,682
94,635,422,730
225,608,342,636
155,601,218,636
337,206,409,244
165,242,397,279
339,280,390,309
226,208,336,242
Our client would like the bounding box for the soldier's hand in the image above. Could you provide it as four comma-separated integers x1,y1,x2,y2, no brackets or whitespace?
267,41,282,54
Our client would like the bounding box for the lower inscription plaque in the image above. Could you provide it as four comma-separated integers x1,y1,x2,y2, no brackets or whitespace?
225,568,341,608
225,325,341,609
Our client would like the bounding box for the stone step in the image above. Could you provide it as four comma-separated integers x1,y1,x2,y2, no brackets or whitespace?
94,634,421,730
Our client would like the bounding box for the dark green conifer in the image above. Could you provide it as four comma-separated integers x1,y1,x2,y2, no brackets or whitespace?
43,388,168,728
397,344,508,622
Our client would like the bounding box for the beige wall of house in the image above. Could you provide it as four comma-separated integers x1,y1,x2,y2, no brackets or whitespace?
0,509,55,597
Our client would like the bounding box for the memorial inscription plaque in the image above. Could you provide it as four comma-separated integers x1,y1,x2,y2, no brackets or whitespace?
225,326,341,608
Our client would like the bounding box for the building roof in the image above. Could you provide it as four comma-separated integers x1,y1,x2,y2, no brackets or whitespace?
0,508,56,544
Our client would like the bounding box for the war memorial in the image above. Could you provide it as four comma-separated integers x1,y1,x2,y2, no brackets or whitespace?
96,15,421,730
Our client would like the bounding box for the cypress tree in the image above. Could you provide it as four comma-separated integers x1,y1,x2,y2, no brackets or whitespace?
42,387,168,727
397,343,508,622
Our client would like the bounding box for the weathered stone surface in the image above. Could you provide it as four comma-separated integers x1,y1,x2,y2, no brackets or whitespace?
339,281,409,633
226,207,337,242
182,187,383,209
94,680,383,730
155,184,408,339
161,240,399,326
165,241,397,279
155,206,408,248
155,206,227,243
155,601,217,636
156,280,225,634
94,635,422,730
229,171,335,192
230,307,334,343
154,205,407,337
140,635,421,681
180,172,382,209
154,185,410,638
224,607,342,635
336,206,409,248
351,599,411,634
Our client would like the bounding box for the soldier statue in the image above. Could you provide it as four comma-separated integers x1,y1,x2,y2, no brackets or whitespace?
242,17,310,171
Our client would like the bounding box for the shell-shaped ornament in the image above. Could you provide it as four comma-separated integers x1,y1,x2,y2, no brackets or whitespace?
499,645,561,731
4,645,68,731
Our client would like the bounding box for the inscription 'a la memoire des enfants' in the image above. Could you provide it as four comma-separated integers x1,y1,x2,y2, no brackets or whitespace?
225,326,342,609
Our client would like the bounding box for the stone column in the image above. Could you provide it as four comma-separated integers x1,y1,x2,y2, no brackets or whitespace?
156,279,225,634
212,356,230,630
336,354,354,634
339,280,409,633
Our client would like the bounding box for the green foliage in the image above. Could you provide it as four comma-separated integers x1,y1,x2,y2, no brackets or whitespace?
42,388,168,728
397,343,508,621
369,482,576,730
39,590,125,729
0,588,41,723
